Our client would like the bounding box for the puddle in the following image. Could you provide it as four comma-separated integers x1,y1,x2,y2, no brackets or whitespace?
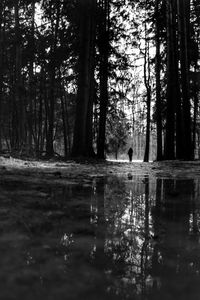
0,176,200,299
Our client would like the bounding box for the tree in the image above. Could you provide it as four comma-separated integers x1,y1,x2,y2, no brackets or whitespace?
97,0,110,159
0,0,4,152
0,0,198,161
165,0,176,159
164,0,193,160
71,0,97,157
44,0,60,158
178,0,192,159
154,0,163,160
143,6,152,163
106,110,129,160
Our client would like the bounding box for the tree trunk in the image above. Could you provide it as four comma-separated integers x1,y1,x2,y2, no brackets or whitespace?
36,67,45,157
192,64,199,159
97,0,109,159
46,1,60,158
14,0,25,151
27,0,35,155
0,1,4,152
86,2,97,157
155,0,162,161
155,0,163,161
59,78,68,158
165,0,175,159
72,0,97,157
143,10,151,163
63,90,72,153
86,75,96,157
177,0,192,160
170,0,183,160
144,90,151,162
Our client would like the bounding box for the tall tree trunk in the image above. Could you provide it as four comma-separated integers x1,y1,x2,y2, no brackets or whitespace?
36,67,45,157
86,2,97,157
143,9,151,163
14,0,26,152
192,64,199,159
63,90,72,153
177,0,192,160
193,88,198,159
86,75,96,157
46,0,60,158
97,0,109,159
72,0,97,157
28,0,35,154
171,0,183,159
61,95,68,158
165,0,175,159
155,0,162,161
144,90,151,162
165,0,192,160
0,1,4,152
46,68,56,158
59,76,68,158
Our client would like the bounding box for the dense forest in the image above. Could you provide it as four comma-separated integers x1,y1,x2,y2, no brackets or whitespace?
0,0,199,161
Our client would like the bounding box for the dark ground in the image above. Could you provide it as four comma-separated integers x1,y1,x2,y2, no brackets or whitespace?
0,156,200,300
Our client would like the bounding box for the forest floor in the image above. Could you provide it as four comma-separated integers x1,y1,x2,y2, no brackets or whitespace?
1,156,200,300
1,155,200,183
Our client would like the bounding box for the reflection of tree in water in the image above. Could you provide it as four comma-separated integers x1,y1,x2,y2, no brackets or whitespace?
89,176,155,298
149,179,200,300
91,177,200,300
34,176,200,300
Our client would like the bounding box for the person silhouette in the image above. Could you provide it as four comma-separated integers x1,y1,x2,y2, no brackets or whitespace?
128,147,133,162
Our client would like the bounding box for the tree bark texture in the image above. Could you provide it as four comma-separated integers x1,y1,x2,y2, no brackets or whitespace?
165,0,192,160
97,0,109,159
27,0,36,154
72,0,97,157
46,0,60,158
177,0,192,159
143,7,151,163
155,0,162,161
0,1,4,152
165,0,176,159
14,0,26,151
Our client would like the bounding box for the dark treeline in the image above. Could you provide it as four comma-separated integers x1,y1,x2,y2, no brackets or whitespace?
0,0,199,160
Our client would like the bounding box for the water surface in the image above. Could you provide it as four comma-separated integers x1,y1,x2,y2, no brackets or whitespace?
0,175,200,299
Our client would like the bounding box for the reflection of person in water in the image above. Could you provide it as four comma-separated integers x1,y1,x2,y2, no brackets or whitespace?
128,147,133,162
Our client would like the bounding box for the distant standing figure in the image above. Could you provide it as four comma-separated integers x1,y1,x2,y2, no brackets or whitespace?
128,147,133,162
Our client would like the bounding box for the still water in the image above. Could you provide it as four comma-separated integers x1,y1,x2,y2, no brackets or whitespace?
0,175,200,299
